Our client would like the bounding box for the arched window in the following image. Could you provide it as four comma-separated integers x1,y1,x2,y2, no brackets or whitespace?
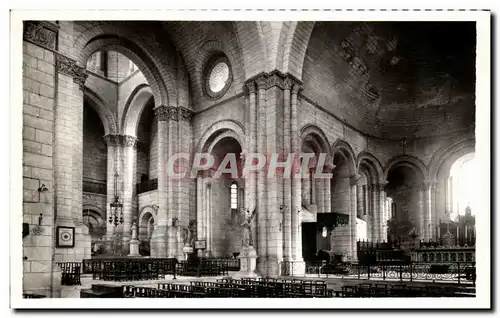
230,182,238,210
449,153,476,220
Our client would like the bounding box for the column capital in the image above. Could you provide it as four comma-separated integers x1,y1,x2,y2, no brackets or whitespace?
244,80,256,95
371,181,388,191
255,74,268,90
103,134,120,147
179,106,194,121
154,105,169,122
283,76,294,90
292,82,302,95
350,173,361,186
154,105,179,122
323,163,336,173
56,53,88,90
422,179,437,190
378,180,389,190
122,135,138,148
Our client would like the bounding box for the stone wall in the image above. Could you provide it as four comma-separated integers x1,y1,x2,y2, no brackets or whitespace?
22,38,58,297
83,104,107,183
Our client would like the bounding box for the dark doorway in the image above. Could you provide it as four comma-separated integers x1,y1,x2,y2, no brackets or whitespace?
301,222,317,262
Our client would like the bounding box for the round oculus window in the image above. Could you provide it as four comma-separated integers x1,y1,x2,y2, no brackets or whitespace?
204,55,232,99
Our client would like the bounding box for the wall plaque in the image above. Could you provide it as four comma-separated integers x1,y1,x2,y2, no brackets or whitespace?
56,226,75,248
194,240,206,250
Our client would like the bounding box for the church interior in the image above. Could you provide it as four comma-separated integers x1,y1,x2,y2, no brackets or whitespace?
21,20,477,298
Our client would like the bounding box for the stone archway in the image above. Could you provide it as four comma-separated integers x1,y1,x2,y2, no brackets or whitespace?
357,152,385,242
330,139,358,261
197,133,244,258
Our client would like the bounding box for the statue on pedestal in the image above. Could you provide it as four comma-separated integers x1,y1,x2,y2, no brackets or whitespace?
128,221,141,257
182,219,197,247
240,208,256,247
131,222,138,240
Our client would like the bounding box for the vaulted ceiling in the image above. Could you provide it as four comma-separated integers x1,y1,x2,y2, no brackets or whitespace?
303,21,476,138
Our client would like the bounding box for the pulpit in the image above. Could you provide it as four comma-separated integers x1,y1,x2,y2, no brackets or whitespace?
234,246,259,278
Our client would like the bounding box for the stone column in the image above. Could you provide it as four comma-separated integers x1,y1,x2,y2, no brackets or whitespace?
196,173,204,258
54,52,90,262
424,180,435,241
418,184,426,241
290,81,304,274
378,181,388,242
242,81,259,261
166,107,179,258
315,178,325,213
255,75,268,274
349,174,360,261
302,170,311,205
177,107,193,259
150,106,168,257
205,178,212,257
371,184,380,242
103,135,118,253
264,73,283,276
121,135,137,254
282,78,292,262
71,74,91,261
324,175,332,213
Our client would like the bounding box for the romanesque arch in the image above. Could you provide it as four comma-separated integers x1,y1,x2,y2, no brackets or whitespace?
196,119,246,154
73,22,175,107
383,155,428,181
429,138,475,180
122,84,153,137
233,21,267,78
84,88,118,136
280,21,316,79
300,124,332,157
331,139,357,173
356,151,384,184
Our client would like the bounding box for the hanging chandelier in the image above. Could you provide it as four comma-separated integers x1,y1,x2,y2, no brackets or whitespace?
109,171,124,226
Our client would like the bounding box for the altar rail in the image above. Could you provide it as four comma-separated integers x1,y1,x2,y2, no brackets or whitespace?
202,257,240,271
281,261,475,285
414,246,475,263
82,258,177,281
175,258,237,277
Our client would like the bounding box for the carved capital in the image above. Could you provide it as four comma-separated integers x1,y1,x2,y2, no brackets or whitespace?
168,106,179,121
266,72,285,90
56,53,88,90
122,135,138,148
179,107,194,121
255,74,268,90
154,106,169,122
244,81,256,95
292,82,302,95
103,134,120,147
283,77,294,90
23,21,58,50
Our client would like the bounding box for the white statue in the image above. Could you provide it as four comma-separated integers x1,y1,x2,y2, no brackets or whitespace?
131,222,138,240
240,208,256,247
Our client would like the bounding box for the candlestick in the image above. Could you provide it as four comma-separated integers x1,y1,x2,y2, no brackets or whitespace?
465,225,468,244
